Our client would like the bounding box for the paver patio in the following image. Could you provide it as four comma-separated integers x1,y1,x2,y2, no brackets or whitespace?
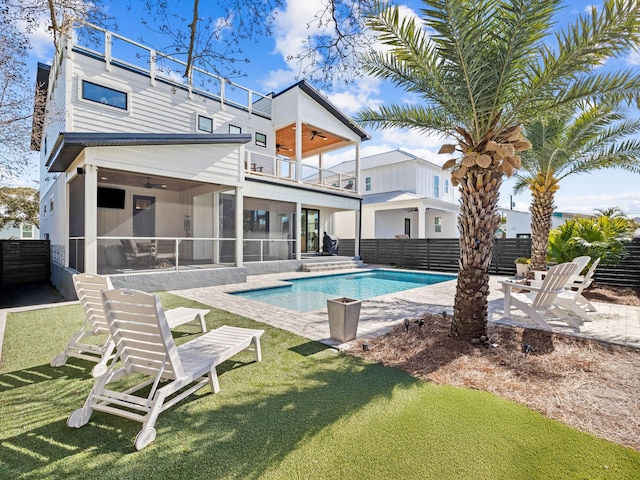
171,268,640,350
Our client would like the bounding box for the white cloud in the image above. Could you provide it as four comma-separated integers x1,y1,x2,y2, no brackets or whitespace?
17,18,55,61
553,191,640,216
323,77,384,115
626,50,640,66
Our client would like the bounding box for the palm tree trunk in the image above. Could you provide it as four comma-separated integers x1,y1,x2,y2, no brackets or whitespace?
451,170,502,341
529,186,556,273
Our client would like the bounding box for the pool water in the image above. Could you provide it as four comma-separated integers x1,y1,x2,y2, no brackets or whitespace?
231,270,456,312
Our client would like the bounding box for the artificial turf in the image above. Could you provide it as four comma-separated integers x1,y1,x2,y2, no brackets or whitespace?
1,292,638,479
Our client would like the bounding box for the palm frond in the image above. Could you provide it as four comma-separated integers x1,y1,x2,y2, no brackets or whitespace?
355,104,456,136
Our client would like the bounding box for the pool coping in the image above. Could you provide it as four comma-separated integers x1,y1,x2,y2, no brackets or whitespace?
226,268,457,314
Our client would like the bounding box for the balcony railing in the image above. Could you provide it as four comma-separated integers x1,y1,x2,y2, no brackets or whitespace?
68,23,272,118
69,236,298,274
245,151,358,192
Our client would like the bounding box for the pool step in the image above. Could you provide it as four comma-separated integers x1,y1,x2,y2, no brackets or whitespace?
302,259,366,272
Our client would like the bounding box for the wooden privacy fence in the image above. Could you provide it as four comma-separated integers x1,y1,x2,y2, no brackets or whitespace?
339,237,640,288
0,240,50,285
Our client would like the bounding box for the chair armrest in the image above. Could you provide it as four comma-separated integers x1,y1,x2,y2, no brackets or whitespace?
499,280,563,295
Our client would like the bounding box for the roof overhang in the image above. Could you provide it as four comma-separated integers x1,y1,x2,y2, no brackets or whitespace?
46,132,252,172
273,80,370,141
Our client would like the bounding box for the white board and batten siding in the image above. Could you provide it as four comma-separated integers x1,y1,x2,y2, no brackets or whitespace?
245,180,360,211
272,88,362,143
86,144,244,186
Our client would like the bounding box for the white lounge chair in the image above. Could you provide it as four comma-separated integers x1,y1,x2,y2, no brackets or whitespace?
553,258,601,321
68,288,264,450
51,273,209,377
501,262,579,331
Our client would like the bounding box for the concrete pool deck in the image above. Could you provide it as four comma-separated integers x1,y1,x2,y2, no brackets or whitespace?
172,268,640,350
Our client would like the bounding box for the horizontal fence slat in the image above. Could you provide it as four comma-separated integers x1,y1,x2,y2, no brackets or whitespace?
344,237,640,288
1,240,51,285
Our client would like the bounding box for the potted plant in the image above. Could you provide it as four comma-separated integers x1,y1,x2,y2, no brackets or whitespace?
514,257,530,278
326,297,361,342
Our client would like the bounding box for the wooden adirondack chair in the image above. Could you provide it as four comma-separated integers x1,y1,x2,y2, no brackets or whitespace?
501,262,579,331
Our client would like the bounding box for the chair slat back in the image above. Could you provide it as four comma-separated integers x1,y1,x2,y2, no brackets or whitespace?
533,262,578,308
571,256,591,276
102,289,183,379
566,257,601,297
73,273,114,335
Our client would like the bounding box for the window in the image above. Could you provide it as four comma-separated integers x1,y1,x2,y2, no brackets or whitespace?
445,179,449,194
49,197,55,215
255,132,267,147
434,175,440,197
82,80,127,110
21,224,33,239
404,218,411,237
43,204,47,217
365,177,371,191
229,124,242,134
435,216,442,233
198,115,213,133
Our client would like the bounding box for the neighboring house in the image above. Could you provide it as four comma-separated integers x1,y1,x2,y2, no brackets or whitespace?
497,208,591,238
32,22,369,295
331,150,460,239
0,222,39,240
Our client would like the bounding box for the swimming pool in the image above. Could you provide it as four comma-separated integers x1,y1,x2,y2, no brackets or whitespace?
231,270,456,312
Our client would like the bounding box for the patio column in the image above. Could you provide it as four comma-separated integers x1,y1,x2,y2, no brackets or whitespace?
295,119,302,183
84,164,98,273
213,191,220,264
318,152,323,187
418,205,426,239
235,185,244,267
355,143,361,193
295,202,301,260
355,201,361,258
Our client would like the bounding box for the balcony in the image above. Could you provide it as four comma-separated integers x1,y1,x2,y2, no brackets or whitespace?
66,22,272,118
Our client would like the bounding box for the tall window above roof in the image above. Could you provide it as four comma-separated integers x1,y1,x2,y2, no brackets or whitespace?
445,179,449,194
434,175,440,197
365,177,371,191
81,81,127,110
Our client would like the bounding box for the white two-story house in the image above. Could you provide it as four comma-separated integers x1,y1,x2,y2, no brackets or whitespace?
32,23,369,296
330,150,460,239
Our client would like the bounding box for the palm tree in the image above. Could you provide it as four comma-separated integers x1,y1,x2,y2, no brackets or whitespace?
355,0,640,341
514,105,640,274
594,206,628,218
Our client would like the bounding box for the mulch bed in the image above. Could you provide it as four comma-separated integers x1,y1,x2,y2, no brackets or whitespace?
347,284,640,451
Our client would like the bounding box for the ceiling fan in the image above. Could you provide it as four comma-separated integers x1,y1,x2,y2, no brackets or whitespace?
310,130,328,140
276,143,292,152
143,176,166,189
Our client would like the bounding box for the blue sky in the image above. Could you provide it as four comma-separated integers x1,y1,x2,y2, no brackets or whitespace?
20,0,640,216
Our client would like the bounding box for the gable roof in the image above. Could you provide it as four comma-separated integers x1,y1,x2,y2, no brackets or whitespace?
362,191,425,204
273,80,370,141
328,149,443,174
46,132,252,172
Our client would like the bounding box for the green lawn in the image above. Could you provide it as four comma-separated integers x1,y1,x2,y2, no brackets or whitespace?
1,293,638,479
